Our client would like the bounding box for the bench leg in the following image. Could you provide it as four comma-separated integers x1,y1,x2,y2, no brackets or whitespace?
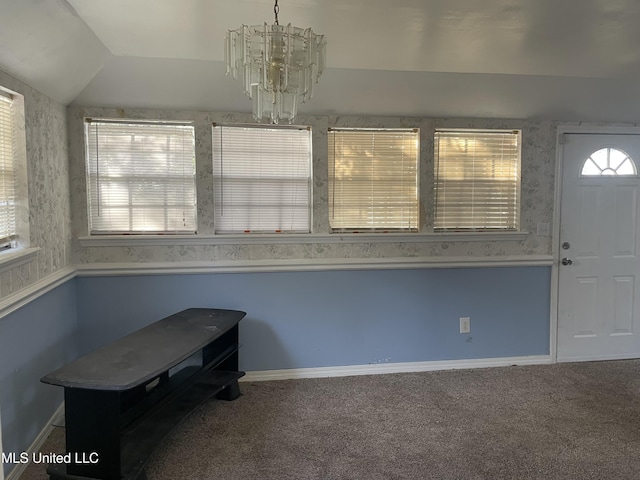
64,389,121,479
216,380,241,401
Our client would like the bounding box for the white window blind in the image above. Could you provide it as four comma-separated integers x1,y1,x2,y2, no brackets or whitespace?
328,128,419,231
212,124,311,234
434,129,521,231
0,94,16,247
85,120,196,234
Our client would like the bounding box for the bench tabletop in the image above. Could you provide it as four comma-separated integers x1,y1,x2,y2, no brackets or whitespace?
41,308,245,391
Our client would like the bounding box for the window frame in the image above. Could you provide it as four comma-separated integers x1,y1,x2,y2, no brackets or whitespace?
0,92,16,249
327,127,420,233
212,123,313,235
580,147,638,177
84,118,198,235
433,128,522,233
0,86,29,256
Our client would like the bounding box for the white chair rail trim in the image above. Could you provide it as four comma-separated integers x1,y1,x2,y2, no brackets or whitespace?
0,266,76,320
0,255,553,319
75,255,553,276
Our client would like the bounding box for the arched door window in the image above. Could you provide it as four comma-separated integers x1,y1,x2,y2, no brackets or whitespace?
581,147,637,176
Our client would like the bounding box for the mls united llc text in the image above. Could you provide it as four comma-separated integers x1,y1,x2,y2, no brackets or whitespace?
2,452,99,464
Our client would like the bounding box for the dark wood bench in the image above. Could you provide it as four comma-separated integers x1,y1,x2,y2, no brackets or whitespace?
41,308,246,480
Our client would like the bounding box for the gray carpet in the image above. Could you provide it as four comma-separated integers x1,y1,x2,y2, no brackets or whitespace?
17,360,640,479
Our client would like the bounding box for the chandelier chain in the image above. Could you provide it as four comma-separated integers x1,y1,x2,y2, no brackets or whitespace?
274,0,279,25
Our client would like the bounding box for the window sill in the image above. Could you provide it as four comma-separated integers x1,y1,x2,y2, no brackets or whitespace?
0,247,40,273
79,231,530,247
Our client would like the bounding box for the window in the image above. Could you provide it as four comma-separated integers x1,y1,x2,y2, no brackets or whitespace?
85,120,196,234
212,124,312,234
581,148,637,176
328,128,419,232
434,129,521,231
0,92,16,248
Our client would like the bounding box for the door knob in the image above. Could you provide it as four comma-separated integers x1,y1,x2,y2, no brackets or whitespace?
561,258,573,266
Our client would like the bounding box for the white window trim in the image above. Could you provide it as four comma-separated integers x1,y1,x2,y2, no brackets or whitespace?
85,118,197,235
434,128,522,232
78,231,529,247
328,127,420,232
0,246,39,273
212,123,313,234
579,147,638,177
0,87,30,252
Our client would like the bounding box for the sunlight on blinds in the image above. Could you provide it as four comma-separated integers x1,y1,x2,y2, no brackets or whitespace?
85,120,196,234
434,129,521,231
0,95,16,245
212,124,311,233
328,129,419,231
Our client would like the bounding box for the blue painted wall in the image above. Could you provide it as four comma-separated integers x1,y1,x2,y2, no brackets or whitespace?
0,280,78,478
76,266,551,371
0,265,550,477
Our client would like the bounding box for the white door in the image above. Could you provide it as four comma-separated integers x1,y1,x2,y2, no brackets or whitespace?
557,133,640,362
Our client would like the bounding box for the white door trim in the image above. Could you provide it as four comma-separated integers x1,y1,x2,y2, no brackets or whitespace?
552,125,640,363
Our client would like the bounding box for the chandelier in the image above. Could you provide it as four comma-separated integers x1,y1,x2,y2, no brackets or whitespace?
225,0,326,124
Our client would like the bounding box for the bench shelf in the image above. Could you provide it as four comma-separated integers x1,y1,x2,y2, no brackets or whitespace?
41,308,246,480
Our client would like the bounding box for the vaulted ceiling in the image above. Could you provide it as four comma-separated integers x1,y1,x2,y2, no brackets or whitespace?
2,0,640,121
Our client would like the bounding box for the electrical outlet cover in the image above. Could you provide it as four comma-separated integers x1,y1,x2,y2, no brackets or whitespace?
459,317,471,334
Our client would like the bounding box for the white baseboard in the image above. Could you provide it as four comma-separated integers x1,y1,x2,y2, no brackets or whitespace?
241,355,553,382
5,403,64,480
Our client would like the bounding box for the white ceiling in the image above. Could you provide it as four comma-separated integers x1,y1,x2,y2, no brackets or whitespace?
3,0,640,121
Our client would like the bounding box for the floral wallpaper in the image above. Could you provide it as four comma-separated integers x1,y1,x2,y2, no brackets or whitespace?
68,107,558,266
0,70,72,298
